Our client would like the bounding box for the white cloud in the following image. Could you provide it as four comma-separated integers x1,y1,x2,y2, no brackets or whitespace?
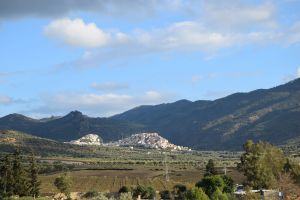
91,82,129,90
44,18,111,48
30,91,173,117
42,2,300,69
201,1,277,30
282,67,300,82
0,95,12,105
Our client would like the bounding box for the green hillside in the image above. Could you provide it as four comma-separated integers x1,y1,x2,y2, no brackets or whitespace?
1,79,300,150
113,78,300,150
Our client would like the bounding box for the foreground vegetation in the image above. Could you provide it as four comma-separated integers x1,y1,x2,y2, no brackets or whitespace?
1,139,300,199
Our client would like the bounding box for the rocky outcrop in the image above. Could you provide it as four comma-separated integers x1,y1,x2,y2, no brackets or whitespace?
69,134,102,145
107,132,191,151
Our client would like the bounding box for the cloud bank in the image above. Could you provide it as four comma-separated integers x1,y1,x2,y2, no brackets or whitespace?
29,91,173,117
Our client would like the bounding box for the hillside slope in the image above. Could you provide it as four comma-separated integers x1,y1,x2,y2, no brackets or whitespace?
113,78,300,150
1,79,300,150
0,111,145,142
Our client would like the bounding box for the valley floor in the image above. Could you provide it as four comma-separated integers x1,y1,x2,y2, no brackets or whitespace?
39,167,244,194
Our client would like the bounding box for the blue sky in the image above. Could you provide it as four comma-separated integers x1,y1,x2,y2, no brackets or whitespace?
0,0,300,118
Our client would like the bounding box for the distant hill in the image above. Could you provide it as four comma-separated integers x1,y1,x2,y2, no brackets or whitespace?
113,78,300,150
0,111,145,142
0,130,90,157
1,79,300,150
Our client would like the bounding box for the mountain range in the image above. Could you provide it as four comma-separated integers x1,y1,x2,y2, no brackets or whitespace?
1,78,300,150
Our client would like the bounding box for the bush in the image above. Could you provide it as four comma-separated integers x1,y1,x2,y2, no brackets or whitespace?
119,192,133,200
196,175,225,197
83,190,99,198
119,186,129,194
174,184,187,197
160,190,172,199
92,193,116,200
132,185,155,199
53,173,73,199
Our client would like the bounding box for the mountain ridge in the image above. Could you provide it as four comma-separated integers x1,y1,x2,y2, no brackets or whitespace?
1,78,300,150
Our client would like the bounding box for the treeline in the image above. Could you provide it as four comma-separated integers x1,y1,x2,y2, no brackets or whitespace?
0,147,40,199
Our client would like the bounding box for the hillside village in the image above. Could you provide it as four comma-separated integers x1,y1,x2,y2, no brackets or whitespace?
69,132,192,151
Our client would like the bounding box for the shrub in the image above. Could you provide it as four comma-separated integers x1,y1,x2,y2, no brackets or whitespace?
83,190,99,198
160,190,172,199
132,185,155,199
119,192,133,200
196,175,225,197
119,186,129,194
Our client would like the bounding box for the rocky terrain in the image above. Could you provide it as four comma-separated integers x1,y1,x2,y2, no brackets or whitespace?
69,134,103,145
107,132,191,151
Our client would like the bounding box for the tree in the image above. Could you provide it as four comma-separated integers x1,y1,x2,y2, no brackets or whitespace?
184,187,209,200
54,173,73,199
196,175,225,197
132,185,155,199
12,147,29,196
221,175,234,194
211,189,228,200
205,159,217,176
0,155,14,197
237,140,286,189
28,151,41,198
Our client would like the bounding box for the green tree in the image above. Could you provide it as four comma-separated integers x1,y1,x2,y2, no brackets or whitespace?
132,185,155,199
196,175,225,197
54,173,73,199
12,147,29,196
237,140,286,189
0,155,14,197
28,151,41,198
205,159,217,176
221,175,234,194
211,189,229,200
184,187,209,200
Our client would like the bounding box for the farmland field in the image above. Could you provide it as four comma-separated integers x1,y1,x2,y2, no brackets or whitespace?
39,166,244,194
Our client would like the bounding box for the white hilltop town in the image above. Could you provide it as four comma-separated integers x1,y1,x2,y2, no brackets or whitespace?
69,134,102,146
69,132,191,151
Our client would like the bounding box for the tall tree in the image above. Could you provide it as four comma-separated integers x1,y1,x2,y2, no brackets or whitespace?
28,151,41,198
12,147,29,196
205,159,217,176
0,155,14,197
54,173,73,199
238,140,286,189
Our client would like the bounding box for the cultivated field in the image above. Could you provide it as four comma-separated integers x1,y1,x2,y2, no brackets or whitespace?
39,166,244,194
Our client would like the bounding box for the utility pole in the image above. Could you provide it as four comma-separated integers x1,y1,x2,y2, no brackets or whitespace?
224,165,227,176
164,152,169,182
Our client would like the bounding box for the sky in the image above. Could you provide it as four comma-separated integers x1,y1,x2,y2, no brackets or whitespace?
0,0,300,118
